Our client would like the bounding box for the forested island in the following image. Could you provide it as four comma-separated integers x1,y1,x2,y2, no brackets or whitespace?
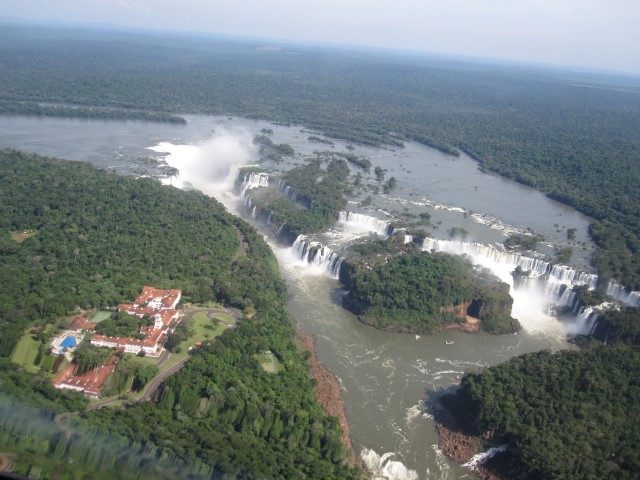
341,250,520,335
0,150,361,479
237,156,350,242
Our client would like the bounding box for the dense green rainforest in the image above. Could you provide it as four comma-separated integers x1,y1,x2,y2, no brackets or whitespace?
1,24,640,288
444,344,640,479
2,24,640,479
0,150,361,479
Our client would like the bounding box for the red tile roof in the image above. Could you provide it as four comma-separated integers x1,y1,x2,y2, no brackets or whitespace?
69,316,97,331
52,353,118,397
92,287,181,354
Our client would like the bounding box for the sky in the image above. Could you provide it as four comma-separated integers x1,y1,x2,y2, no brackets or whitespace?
2,0,640,73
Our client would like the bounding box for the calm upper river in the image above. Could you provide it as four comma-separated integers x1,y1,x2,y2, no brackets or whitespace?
1,114,591,479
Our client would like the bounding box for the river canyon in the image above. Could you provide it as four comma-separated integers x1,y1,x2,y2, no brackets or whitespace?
1,114,636,479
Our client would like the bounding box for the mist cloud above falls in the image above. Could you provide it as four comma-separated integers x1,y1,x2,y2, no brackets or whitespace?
150,127,256,203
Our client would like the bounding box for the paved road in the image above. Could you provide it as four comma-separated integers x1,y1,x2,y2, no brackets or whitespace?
89,306,240,409
140,357,189,401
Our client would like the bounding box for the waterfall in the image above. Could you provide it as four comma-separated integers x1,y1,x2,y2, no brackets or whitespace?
240,172,269,196
420,238,600,291
606,282,640,307
266,212,272,226
289,235,344,279
463,445,508,470
278,181,299,202
418,237,606,334
419,238,640,307
548,265,598,289
338,211,394,237
558,285,578,309
360,448,419,480
566,306,599,335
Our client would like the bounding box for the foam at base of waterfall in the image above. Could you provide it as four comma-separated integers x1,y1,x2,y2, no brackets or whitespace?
360,448,419,480
287,235,343,279
463,445,508,470
420,238,595,335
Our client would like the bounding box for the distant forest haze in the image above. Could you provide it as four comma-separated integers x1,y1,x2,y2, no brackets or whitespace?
1,24,639,290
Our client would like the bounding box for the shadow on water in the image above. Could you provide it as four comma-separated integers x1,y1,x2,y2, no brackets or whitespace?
329,287,348,308
423,385,459,418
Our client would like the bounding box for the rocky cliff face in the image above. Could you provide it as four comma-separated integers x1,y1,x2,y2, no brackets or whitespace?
441,302,472,319
468,284,519,334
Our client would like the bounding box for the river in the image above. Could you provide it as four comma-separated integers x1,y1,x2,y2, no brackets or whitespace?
0,114,599,478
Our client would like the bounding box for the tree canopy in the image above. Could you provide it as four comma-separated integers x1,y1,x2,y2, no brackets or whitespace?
2,24,639,286
0,150,361,479
447,345,640,479
342,251,519,334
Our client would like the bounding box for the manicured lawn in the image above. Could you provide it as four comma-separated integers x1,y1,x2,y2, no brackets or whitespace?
180,312,226,350
256,350,280,374
10,333,41,372
90,311,112,323
211,312,235,326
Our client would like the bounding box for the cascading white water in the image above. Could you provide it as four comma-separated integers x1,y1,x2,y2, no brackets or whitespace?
419,238,599,334
463,445,508,470
421,238,550,277
606,282,640,307
566,306,599,335
240,172,269,196
360,448,419,480
338,211,394,237
548,264,598,289
419,237,640,309
558,286,577,308
288,235,343,279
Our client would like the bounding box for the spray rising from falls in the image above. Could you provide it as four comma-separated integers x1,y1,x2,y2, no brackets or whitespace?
417,237,639,334
360,448,419,480
288,235,344,279
338,211,394,237
566,306,600,336
148,127,256,211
